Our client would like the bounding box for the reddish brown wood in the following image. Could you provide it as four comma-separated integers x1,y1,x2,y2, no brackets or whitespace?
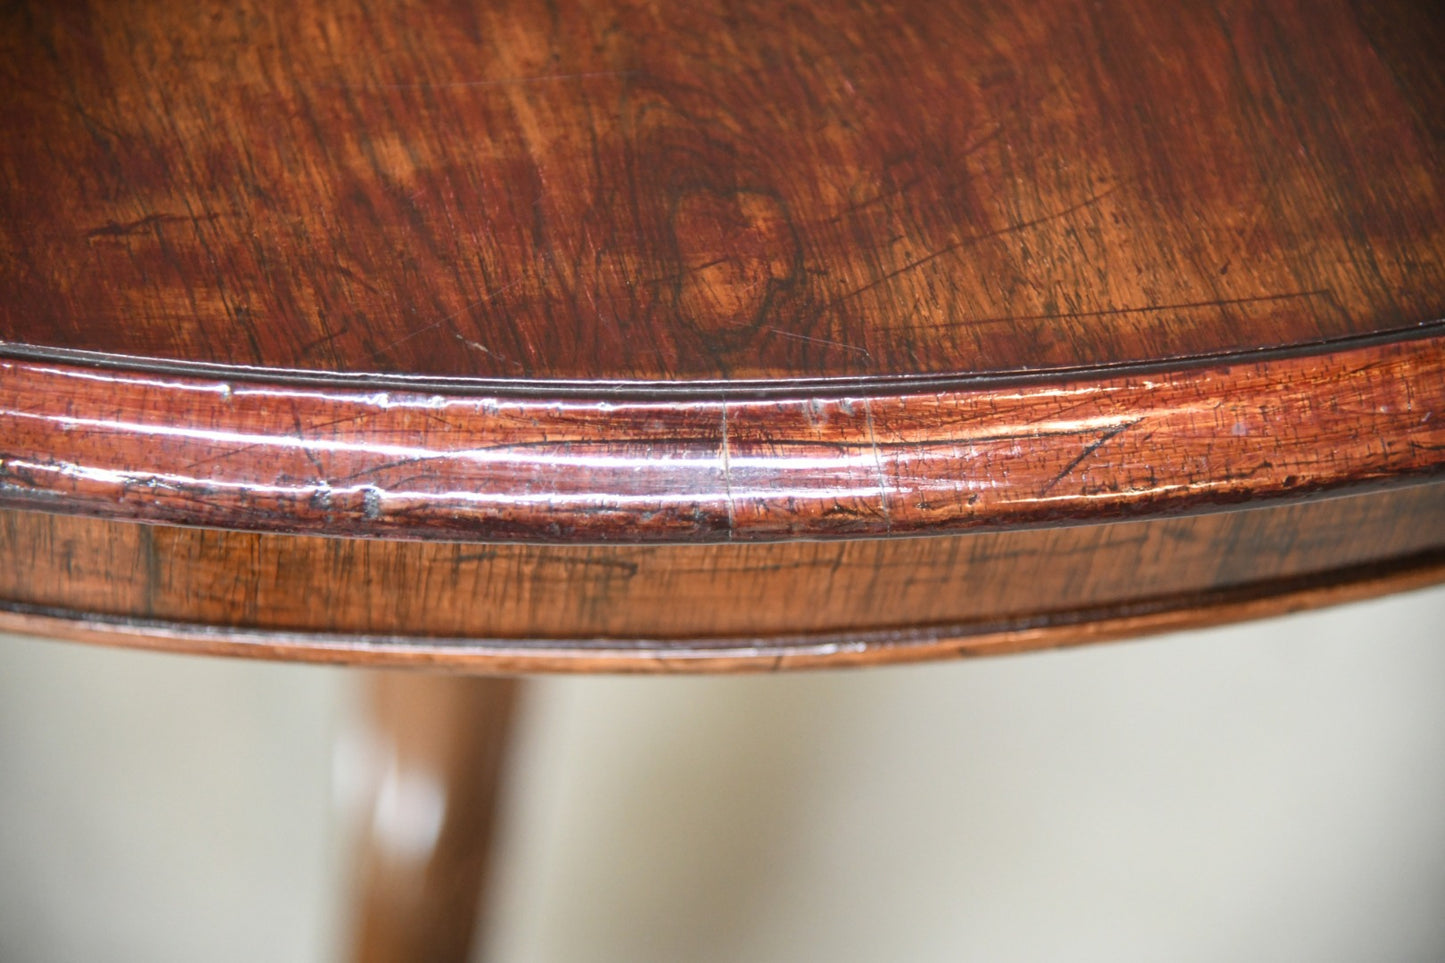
4,4,1442,961
2,483,1442,671
347,671,518,963
1,330,1442,543
0,0,1441,666
1,0,1442,384
8,552,1428,673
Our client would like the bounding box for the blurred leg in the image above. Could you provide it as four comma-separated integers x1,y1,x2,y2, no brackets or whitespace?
347,671,520,963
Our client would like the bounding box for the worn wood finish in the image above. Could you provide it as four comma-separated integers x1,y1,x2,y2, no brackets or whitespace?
347,671,518,963
4,3,1441,961
1,0,1443,670
1,0,1442,384
1,330,1443,543
7,552,1430,673
3,482,1443,671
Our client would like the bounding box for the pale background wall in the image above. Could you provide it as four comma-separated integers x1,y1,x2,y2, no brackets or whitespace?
2,585,1443,962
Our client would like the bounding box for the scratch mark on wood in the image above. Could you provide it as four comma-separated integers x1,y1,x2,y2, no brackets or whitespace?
863,398,892,532
1040,419,1144,496
816,187,1122,316
86,212,223,239
765,327,873,359
937,291,1335,330
336,70,640,91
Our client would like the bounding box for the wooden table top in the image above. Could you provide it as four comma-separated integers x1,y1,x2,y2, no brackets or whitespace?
1,0,1442,670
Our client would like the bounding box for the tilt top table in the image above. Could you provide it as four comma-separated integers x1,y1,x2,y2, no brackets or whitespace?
1,0,1443,957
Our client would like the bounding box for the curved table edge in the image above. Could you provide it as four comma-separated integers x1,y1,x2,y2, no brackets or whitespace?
1,328,1443,543
3,548,1442,673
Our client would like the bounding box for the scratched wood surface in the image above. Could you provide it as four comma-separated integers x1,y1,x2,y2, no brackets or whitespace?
1,0,1443,670
0,331,1443,542
1,0,1441,383
2,484,1444,671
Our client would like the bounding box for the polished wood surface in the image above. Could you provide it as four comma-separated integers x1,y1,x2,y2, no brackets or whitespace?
7,5,1441,961
4,482,1443,671
1,330,1442,542
348,672,517,963
1,0,1441,384
1,0,1443,669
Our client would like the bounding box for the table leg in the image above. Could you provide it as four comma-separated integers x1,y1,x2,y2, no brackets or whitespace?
345,671,520,963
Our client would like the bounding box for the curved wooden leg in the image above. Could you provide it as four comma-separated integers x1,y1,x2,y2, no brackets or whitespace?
346,671,520,963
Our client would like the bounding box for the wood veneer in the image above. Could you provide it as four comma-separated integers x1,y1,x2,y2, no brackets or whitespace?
1,328,1442,544
1,0,1442,658
4,2,1443,958
2,0,1442,384
3,482,1442,671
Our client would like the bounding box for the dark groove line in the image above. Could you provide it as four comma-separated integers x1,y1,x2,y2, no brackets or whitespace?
2,318,1441,403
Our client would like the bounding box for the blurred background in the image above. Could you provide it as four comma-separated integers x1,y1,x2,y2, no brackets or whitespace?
2,585,1443,962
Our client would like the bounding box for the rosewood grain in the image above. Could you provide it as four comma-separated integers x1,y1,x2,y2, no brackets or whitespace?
1,0,1442,383
2,484,1442,671
5,3,1443,961
1,329,1442,543
0,0,1442,672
